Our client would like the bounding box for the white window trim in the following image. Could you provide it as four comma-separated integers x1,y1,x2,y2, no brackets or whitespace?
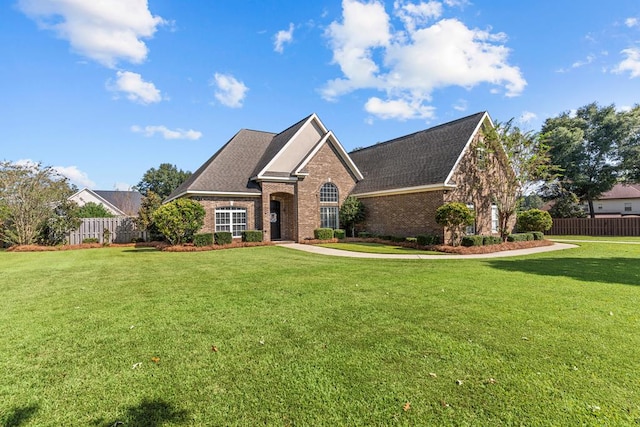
215,207,247,237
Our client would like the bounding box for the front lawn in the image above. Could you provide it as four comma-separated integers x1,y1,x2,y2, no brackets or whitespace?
1,243,639,425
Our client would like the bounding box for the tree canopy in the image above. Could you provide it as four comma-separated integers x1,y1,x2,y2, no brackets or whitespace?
135,163,192,200
540,102,640,217
76,202,114,218
0,161,76,245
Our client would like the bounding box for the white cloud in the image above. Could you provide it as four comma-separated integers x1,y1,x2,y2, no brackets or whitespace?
18,0,166,68
211,73,249,108
274,23,295,53
365,97,435,120
519,111,537,123
108,71,162,104
453,99,468,111
613,47,640,78
322,0,526,120
625,17,638,28
571,54,596,69
131,125,202,140
53,165,96,189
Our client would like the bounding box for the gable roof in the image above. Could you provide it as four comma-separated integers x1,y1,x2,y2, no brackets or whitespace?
349,112,489,196
597,183,640,200
69,188,142,216
165,114,362,202
94,190,142,215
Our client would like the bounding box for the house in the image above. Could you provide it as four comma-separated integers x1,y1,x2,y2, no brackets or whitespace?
69,188,143,217
166,111,513,242
584,184,640,217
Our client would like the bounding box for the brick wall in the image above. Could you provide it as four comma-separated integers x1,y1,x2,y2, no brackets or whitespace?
192,196,261,236
296,143,358,241
359,191,445,238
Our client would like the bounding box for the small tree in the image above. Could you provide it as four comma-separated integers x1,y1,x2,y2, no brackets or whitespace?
0,161,75,245
137,191,163,240
548,190,587,218
516,209,553,232
339,196,365,237
152,198,205,245
77,202,114,218
37,199,82,245
435,202,475,246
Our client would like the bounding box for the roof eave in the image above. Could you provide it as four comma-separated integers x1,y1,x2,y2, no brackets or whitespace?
352,183,457,199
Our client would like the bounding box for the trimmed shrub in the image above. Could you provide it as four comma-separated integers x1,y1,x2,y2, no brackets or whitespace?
517,209,553,232
461,235,484,247
416,234,441,246
214,232,233,245
507,233,534,242
242,230,263,242
532,231,544,241
435,202,475,246
333,229,346,239
314,228,334,240
405,237,417,243
482,235,502,246
152,199,206,245
194,233,214,247
358,231,373,238
82,237,99,244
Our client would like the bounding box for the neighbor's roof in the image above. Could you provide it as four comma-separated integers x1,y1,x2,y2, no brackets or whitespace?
598,183,640,200
349,111,488,195
93,190,143,215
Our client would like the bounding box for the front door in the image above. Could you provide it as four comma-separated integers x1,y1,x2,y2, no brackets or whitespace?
270,200,281,240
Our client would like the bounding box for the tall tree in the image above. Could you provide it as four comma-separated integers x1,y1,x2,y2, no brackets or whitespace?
135,163,192,200
484,120,554,241
619,104,640,183
0,161,75,245
540,102,627,218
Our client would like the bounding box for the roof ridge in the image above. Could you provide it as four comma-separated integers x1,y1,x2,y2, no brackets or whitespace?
350,111,486,154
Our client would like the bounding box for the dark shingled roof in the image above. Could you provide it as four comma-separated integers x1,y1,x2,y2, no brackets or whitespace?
94,190,143,215
168,129,275,198
350,112,486,194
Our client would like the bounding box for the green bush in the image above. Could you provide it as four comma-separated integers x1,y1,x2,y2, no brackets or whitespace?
532,231,544,241
405,237,417,243
507,233,534,242
314,228,334,240
482,235,502,246
194,233,214,247
358,232,373,238
152,199,206,245
82,237,99,244
214,232,233,245
242,230,263,242
416,234,441,246
333,229,346,239
461,235,484,247
517,209,553,232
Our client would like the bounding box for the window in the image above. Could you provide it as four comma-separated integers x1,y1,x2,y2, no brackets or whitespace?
465,203,476,235
320,183,338,202
477,147,486,170
215,207,246,237
625,203,632,212
319,182,339,229
491,204,499,233
321,207,339,229
597,203,603,210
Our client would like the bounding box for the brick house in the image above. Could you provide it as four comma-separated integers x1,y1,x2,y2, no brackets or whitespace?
166,111,514,242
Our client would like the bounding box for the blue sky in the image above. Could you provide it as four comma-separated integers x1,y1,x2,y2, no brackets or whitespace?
2,0,639,190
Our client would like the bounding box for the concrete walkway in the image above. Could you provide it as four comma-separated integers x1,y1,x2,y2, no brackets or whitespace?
277,242,578,259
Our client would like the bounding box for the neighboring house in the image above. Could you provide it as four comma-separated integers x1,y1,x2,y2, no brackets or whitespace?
166,111,513,242
584,184,640,217
69,188,143,216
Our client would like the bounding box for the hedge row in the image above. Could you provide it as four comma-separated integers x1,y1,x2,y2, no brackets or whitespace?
193,230,265,247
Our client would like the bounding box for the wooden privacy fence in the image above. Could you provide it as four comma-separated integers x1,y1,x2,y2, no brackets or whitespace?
548,217,640,236
67,217,146,245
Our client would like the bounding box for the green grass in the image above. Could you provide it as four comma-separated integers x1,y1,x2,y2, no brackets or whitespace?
548,235,640,243
318,241,443,255
1,243,640,425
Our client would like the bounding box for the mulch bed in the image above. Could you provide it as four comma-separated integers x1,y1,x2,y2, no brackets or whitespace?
5,238,552,254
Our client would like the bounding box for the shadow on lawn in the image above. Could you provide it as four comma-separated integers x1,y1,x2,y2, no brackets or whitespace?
96,398,189,427
487,257,640,286
2,404,39,426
